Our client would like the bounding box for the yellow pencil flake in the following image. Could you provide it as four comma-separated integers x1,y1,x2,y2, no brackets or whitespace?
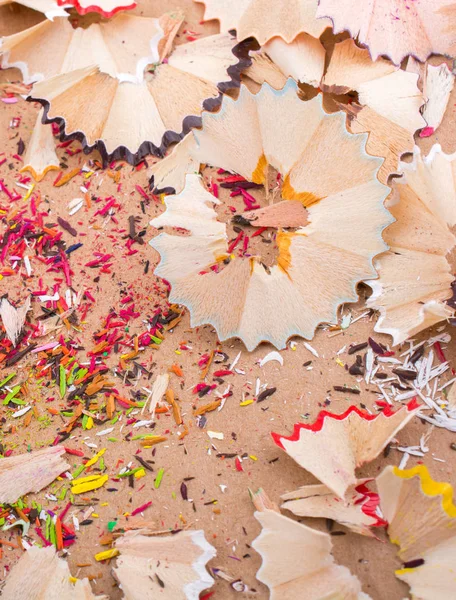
240,400,254,406
85,448,106,469
95,548,119,562
71,475,108,495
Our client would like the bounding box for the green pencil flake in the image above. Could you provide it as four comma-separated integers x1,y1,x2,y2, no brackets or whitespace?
151,335,162,345
107,437,118,442
3,385,21,405
118,467,142,478
82,414,89,430
0,373,16,389
154,468,165,489
110,414,119,425
10,397,26,405
99,457,105,471
67,364,78,385
59,366,66,398
65,357,77,371
73,368,88,383
72,465,85,478
45,514,51,540
107,520,117,532
49,520,56,547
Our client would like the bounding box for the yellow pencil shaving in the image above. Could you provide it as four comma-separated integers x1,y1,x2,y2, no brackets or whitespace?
85,448,106,469
134,468,146,479
393,465,456,517
95,548,119,562
395,568,415,575
24,183,35,201
71,475,108,494
72,474,103,485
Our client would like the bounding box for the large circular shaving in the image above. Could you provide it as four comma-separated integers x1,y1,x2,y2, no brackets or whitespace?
0,0,68,23
195,0,330,45
377,465,456,600
317,0,456,65
251,491,370,600
113,530,216,600
2,13,251,165
245,37,426,184
149,81,393,351
0,14,166,84
367,145,456,345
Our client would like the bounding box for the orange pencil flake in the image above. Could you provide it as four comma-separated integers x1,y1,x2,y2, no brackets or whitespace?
55,517,63,551
0,540,19,549
54,167,80,187
169,363,183,377
85,376,114,396
113,394,139,408
62,404,83,433
165,389,183,425
140,436,168,447
200,350,214,380
23,410,32,427
193,399,221,416
164,314,182,330
106,395,115,420
91,341,108,354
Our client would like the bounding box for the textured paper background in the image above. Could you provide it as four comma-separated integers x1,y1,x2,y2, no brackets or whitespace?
0,1,455,598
